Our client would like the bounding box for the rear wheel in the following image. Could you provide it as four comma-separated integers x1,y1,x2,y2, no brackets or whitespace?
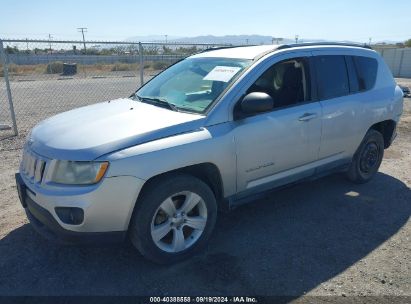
129,174,217,264
347,129,384,184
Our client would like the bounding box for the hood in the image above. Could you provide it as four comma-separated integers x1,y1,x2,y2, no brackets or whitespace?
29,98,204,160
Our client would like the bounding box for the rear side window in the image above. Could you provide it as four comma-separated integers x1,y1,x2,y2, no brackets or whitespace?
315,55,349,100
352,56,378,91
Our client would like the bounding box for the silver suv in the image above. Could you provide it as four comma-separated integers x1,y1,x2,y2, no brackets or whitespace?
16,43,404,263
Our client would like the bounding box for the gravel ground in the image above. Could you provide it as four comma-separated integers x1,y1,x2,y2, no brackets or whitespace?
0,78,410,298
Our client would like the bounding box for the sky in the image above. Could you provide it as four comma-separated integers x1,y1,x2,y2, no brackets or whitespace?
0,0,410,43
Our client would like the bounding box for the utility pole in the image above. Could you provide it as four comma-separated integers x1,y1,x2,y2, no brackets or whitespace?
369,37,372,46
246,38,249,45
165,34,168,44
77,27,88,53
48,34,53,54
295,35,299,44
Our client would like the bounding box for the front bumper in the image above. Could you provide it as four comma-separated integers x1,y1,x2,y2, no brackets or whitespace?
16,173,145,244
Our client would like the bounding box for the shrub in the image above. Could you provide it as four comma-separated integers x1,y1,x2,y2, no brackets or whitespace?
0,63,18,76
45,61,64,74
111,62,133,71
93,63,105,70
151,61,169,70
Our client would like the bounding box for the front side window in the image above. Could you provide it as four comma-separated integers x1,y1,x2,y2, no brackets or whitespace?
315,55,349,100
246,57,311,109
134,57,251,113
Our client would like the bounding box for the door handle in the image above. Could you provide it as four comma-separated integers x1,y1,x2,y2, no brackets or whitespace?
298,113,318,121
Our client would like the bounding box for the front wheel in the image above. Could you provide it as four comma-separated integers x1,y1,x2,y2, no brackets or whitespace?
347,129,384,184
129,174,217,264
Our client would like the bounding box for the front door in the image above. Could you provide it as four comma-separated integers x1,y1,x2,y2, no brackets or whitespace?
233,55,322,193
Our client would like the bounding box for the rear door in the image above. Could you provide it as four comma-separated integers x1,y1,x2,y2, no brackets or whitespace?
312,52,364,164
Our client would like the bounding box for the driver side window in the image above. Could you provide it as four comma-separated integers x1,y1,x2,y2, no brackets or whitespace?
247,57,311,109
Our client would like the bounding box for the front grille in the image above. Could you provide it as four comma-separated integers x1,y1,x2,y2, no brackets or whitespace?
21,149,47,184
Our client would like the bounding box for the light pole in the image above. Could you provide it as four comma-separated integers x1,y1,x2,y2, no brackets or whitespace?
48,34,53,54
295,35,299,44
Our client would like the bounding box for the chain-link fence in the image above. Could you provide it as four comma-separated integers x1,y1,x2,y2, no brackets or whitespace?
0,39,229,140
0,42,18,140
2,39,409,143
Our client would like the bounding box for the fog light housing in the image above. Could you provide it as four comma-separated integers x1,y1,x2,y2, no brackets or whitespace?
55,207,84,225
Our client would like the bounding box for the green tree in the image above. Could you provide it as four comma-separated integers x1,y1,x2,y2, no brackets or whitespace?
143,45,159,55
405,39,411,47
5,46,19,54
162,46,173,54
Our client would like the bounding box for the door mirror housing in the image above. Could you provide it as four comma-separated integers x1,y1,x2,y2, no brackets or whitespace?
240,92,274,114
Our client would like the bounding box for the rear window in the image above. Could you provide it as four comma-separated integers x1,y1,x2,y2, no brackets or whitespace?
352,56,378,91
315,55,349,100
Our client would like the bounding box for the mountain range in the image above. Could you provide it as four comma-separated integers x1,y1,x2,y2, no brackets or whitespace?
125,35,400,45
127,35,295,45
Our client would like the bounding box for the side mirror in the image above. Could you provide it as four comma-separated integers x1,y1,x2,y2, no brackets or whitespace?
240,92,274,114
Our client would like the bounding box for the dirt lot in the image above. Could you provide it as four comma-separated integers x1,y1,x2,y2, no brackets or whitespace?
0,79,410,297
0,73,158,141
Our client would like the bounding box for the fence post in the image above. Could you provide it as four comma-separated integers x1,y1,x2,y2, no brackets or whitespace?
393,49,398,77
0,40,18,136
398,49,405,77
139,42,144,87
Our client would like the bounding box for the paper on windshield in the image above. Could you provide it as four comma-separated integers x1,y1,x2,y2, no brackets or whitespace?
203,66,241,82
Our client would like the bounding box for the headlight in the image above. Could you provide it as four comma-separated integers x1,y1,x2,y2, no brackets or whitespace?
50,161,109,185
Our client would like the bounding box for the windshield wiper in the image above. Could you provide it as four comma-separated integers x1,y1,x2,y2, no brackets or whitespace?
134,94,179,112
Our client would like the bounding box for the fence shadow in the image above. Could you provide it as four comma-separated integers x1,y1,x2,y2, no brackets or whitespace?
0,172,410,296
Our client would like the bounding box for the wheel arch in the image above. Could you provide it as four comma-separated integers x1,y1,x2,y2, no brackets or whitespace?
369,119,396,148
128,162,226,228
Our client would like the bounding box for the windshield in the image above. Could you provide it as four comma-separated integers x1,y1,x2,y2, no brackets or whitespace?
133,57,252,113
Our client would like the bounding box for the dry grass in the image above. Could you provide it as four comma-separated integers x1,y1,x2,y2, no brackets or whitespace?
111,63,139,71
1,61,170,76
1,64,46,76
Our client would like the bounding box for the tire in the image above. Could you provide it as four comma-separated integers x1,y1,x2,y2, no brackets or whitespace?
346,129,384,184
129,174,217,264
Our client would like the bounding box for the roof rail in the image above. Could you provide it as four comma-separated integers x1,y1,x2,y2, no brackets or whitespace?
277,42,372,50
197,44,251,53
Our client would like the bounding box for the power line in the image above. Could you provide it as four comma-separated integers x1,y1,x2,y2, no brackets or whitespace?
77,27,87,53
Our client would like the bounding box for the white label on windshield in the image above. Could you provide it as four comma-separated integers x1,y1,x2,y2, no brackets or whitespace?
203,66,241,82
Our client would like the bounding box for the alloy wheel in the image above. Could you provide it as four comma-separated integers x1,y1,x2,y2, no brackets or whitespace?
150,191,207,253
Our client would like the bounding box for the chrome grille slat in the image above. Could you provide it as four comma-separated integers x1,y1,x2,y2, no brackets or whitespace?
34,160,45,183
29,155,36,178
23,153,30,174
21,149,47,184
26,154,32,175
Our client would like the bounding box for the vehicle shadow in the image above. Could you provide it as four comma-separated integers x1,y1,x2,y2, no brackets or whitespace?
0,172,410,296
